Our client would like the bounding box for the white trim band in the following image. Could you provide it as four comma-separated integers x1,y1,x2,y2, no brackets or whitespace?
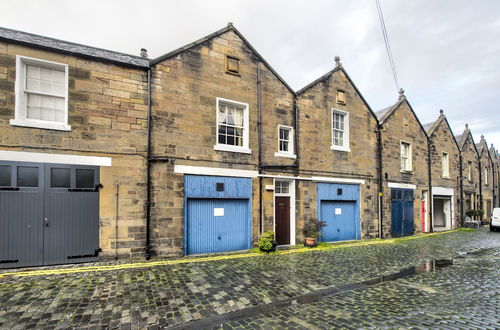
388,182,417,189
174,165,258,178
312,176,365,184
0,150,112,166
432,187,454,196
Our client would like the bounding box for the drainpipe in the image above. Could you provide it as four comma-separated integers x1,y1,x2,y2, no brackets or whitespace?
115,183,120,260
257,65,263,234
478,159,483,222
428,140,433,233
459,153,464,226
294,97,300,175
376,125,384,238
145,68,152,259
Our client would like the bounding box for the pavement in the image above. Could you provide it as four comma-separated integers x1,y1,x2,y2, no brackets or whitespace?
0,228,499,329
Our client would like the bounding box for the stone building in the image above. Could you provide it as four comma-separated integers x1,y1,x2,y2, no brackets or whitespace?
423,110,461,231
296,57,380,241
489,144,499,208
2,24,499,266
148,24,297,256
476,135,495,221
376,90,429,237
0,27,150,268
456,124,481,220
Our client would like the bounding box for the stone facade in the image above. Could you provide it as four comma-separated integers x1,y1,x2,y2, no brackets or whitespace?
457,126,481,218
1,24,499,263
425,112,461,229
296,65,379,239
377,97,429,237
477,136,494,221
149,27,295,256
0,40,149,258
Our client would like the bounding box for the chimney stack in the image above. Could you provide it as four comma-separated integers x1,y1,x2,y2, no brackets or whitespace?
140,48,148,58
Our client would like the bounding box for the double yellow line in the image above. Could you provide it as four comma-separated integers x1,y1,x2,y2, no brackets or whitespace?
0,229,459,279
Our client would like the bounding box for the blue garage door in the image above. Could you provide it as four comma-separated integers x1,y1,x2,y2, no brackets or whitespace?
187,199,249,255
184,175,252,255
317,183,360,242
320,201,358,242
391,188,414,236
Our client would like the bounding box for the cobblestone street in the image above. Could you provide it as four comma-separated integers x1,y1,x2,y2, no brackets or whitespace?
1,228,499,329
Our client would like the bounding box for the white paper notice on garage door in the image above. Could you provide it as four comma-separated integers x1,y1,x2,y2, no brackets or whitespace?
335,208,342,215
214,208,224,216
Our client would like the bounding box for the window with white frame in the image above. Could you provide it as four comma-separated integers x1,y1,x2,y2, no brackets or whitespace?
215,98,250,154
331,109,350,151
11,56,70,131
400,141,412,171
274,125,296,158
485,167,488,185
275,180,290,194
442,152,449,177
468,161,472,181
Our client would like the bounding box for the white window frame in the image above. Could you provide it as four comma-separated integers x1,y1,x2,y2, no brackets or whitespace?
400,141,412,172
468,161,472,181
441,152,449,178
214,97,251,154
330,108,350,152
485,167,488,185
274,125,296,159
10,55,70,131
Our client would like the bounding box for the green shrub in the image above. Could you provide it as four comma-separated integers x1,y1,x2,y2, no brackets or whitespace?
258,231,275,252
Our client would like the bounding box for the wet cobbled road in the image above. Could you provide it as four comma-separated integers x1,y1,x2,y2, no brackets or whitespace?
0,229,499,329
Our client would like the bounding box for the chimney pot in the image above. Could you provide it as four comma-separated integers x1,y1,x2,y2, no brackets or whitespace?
140,48,148,58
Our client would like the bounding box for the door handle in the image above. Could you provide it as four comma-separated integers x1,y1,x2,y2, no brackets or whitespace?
44,218,49,227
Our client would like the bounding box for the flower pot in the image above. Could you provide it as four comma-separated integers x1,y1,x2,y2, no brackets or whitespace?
304,237,317,247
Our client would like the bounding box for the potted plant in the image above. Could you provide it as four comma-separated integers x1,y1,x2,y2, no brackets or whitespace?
303,219,327,247
258,231,277,253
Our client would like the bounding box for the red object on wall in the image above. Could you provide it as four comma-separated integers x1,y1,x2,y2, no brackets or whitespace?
421,201,426,232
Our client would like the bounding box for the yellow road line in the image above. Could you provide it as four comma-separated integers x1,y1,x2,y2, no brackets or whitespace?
0,229,460,279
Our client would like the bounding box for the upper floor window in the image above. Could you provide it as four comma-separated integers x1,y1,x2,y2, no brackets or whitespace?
274,125,296,158
485,167,488,185
10,56,70,131
441,152,449,178
331,109,350,152
214,97,251,154
400,141,412,172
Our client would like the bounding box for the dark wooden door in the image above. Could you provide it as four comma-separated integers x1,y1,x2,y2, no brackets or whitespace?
275,196,290,245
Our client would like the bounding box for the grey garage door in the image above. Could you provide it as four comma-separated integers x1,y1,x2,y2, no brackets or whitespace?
0,161,100,268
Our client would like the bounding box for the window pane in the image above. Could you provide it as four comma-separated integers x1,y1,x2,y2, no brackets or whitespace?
51,168,70,188
17,166,38,187
0,165,11,186
76,169,94,189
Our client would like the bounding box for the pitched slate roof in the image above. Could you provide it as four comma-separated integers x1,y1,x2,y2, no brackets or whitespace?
0,26,150,68
150,23,295,95
375,95,428,138
296,64,378,120
423,112,460,151
456,125,480,157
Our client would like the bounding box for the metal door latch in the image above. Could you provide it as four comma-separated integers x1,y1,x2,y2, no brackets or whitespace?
44,218,49,227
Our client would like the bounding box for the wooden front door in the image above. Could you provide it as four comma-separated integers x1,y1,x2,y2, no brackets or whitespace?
275,196,290,245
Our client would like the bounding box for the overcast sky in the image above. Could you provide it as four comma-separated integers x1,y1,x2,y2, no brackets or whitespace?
2,0,499,150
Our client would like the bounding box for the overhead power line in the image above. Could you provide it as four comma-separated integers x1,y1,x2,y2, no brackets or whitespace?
376,0,400,91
